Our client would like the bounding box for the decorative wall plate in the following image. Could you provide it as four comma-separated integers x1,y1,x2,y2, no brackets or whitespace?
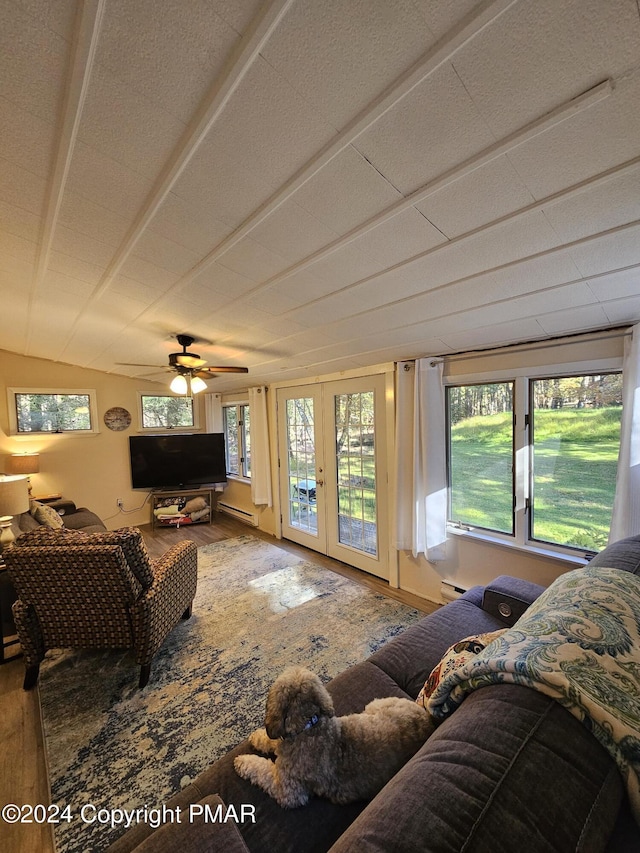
104,406,132,431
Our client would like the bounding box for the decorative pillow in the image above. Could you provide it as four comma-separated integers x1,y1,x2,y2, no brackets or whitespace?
31,501,64,530
184,496,207,514
416,629,507,710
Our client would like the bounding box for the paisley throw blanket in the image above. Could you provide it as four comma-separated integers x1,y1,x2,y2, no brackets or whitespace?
427,566,640,822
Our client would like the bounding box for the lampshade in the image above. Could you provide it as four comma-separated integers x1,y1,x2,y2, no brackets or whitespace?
0,475,30,516
9,452,40,475
190,376,207,394
170,374,188,394
169,373,207,394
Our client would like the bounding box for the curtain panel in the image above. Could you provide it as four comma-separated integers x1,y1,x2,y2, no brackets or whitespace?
610,323,640,541
248,386,272,507
395,359,447,562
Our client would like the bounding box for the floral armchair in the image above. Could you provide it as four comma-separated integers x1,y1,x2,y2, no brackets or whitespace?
4,526,197,689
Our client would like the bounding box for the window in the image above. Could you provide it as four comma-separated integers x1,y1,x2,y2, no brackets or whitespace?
139,395,195,430
447,382,514,534
530,374,623,552
9,389,98,434
224,404,250,478
446,371,623,555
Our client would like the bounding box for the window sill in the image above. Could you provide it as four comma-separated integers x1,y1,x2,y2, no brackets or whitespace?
226,474,251,486
447,526,592,567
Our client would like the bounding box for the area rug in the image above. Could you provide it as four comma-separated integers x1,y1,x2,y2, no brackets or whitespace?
38,534,422,852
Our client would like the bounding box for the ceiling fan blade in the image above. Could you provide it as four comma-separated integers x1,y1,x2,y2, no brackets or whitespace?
115,362,167,368
199,366,249,374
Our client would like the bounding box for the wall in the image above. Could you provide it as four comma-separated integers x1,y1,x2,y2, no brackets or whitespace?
0,349,206,530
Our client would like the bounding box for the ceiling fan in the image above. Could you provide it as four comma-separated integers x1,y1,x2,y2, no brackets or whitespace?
119,334,248,394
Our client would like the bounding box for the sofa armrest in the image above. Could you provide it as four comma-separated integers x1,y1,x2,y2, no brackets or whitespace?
106,794,250,853
481,575,546,626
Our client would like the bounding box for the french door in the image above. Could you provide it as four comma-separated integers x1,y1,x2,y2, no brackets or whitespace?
276,375,390,579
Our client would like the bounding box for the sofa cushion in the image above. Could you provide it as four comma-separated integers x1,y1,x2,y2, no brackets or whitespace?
589,534,640,575
368,598,505,699
328,684,623,853
30,501,64,529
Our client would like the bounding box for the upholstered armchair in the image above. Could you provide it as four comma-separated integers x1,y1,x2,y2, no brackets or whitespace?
4,526,197,689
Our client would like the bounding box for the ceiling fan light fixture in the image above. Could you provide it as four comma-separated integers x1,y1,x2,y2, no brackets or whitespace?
170,374,188,394
190,376,207,394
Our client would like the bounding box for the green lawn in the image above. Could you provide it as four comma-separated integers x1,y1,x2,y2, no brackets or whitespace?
450,406,621,551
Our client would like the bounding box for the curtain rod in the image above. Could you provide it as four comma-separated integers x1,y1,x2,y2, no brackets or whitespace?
425,325,632,367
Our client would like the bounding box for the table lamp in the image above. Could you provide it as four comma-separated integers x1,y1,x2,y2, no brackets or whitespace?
9,452,40,496
0,475,30,552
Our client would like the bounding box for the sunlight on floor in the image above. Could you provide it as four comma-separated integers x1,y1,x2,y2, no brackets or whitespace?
249,567,319,612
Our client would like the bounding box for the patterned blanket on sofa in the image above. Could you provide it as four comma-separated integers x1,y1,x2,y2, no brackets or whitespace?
426,566,640,823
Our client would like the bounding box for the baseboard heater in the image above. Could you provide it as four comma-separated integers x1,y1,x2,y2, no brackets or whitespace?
440,581,467,602
217,501,259,527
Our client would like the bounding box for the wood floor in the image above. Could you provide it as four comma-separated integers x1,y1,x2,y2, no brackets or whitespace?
0,516,434,853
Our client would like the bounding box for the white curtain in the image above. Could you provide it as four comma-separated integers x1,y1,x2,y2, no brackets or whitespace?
610,324,640,541
203,392,225,490
248,386,272,507
204,392,223,432
395,358,447,562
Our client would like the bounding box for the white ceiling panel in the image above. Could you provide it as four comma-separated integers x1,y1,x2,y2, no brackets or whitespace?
540,168,640,244
292,146,402,236
352,208,446,268
93,0,247,123
1,0,639,390
506,74,640,200
567,223,640,277
587,268,640,301
416,155,535,238
451,0,640,138
0,199,40,244
248,200,339,264
0,0,72,124
536,304,613,336
355,63,497,195
261,0,436,130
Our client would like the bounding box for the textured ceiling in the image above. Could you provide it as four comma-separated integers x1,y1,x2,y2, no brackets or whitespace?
2,0,640,392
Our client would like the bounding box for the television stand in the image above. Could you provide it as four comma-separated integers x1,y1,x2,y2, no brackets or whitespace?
151,488,213,530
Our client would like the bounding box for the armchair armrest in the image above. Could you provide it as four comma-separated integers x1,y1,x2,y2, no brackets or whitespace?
481,575,546,626
130,540,198,665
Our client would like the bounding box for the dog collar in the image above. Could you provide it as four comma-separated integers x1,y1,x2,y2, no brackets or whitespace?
303,713,320,731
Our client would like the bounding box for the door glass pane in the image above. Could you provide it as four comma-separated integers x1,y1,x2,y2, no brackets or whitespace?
335,391,377,556
531,374,622,551
447,383,514,534
286,398,317,535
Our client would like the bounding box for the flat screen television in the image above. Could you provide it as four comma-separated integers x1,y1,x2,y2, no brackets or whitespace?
129,433,227,490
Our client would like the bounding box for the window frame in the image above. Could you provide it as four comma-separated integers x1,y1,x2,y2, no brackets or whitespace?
444,355,623,562
223,401,251,480
8,387,99,436
137,393,200,432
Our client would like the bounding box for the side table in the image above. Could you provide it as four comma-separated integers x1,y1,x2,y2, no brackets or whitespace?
0,560,21,663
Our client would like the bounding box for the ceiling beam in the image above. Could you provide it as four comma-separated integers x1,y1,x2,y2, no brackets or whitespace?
25,0,105,354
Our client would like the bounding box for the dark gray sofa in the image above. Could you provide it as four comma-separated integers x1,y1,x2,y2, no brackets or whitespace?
107,536,640,853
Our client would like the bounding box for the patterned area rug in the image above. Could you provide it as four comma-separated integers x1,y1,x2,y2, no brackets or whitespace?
38,534,422,852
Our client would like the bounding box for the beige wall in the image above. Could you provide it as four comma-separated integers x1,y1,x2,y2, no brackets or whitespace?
0,349,207,530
